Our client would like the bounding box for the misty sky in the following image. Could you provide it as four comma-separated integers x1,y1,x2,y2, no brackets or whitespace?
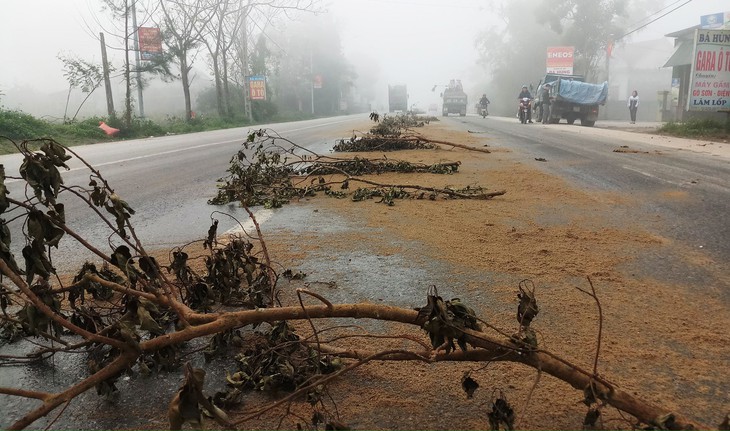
1,0,728,112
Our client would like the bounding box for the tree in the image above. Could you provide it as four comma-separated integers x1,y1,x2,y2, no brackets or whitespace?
475,0,665,114
158,0,217,121
97,0,147,128
0,133,715,430
267,13,354,116
95,0,172,127
199,0,240,117
475,0,561,116
534,0,627,80
58,55,106,123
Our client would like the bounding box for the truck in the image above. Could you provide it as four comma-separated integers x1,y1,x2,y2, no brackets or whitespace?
388,85,408,112
441,79,467,116
534,73,608,127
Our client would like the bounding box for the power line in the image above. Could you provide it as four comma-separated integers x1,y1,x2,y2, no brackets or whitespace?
624,0,683,29
352,0,484,10
617,0,693,41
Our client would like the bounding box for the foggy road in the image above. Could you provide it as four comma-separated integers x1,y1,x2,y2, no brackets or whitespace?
441,114,730,294
3,113,728,285
1,115,368,273
2,113,729,429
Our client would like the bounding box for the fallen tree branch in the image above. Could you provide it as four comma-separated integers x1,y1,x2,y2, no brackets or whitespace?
348,177,506,200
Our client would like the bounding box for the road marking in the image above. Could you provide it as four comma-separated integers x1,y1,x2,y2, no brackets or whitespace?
5,117,359,183
223,209,275,235
621,165,680,186
87,118,356,168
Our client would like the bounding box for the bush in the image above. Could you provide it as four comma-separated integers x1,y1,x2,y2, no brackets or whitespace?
659,118,730,138
0,109,52,141
54,117,107,140
252,100,278,122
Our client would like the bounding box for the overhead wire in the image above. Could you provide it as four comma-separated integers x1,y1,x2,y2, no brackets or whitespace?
616,0,694,41
624,0,687,30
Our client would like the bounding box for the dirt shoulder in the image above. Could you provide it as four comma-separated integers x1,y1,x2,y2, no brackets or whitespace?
491,116,730,159
228,120,728,429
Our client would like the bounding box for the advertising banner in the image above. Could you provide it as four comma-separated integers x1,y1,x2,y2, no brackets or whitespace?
546,46,574,74
700,12,730,29
313,74,323,89
687,30,730,111
248,75,266,101
138,27,162,61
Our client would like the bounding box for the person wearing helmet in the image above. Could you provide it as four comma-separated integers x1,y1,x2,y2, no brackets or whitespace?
518,85,532,99
479,93,491,116
517,85,533,123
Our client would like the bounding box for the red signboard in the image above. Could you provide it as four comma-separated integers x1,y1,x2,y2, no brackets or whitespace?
248,75,266,101
546,46,574,74
313,74,323,89
138,27,162,60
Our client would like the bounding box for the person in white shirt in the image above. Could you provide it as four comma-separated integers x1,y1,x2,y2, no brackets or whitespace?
627,90,639,124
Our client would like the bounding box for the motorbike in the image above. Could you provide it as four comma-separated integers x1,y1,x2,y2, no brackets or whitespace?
479,103,489,118
518,97,532,124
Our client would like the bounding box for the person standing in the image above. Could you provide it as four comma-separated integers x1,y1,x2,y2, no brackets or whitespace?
627,90,639,124
540,83,552,124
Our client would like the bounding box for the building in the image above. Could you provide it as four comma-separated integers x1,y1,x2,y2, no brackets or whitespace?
663,22,729,121
603,38,674,121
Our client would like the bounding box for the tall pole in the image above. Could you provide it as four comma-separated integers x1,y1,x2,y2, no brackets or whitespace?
131,1,145,118
100,32,115,118
310,47,314,115
241,10,252,122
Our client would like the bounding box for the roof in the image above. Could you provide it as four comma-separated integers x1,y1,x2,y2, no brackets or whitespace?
663,39,693,67
665,25,700,39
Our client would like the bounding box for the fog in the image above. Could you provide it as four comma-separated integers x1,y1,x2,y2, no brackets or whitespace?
0,0,728,119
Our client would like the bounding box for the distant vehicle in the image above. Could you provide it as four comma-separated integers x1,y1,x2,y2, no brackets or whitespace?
441,79,467,116
534,74,607,127
388,85,408,112
428,103,439,114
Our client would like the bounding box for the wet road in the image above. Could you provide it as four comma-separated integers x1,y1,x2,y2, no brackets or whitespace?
443,115,730,297
2,113,728,428
1,115,367,273
0,115,371,429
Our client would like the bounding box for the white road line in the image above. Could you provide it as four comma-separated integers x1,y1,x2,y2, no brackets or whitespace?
223,209,275,235
621,165,679,186
85,117,355,169
5,117,358,183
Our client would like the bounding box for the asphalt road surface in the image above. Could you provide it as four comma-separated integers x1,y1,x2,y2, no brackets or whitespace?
1,115,367,273
2,113,727,289
443,114,730,298
2,113,728,428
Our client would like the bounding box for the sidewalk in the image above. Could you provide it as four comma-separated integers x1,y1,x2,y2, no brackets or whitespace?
488,116,729,159
579,120,729,159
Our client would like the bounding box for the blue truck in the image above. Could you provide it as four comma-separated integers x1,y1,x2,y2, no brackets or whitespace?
534,74,608,127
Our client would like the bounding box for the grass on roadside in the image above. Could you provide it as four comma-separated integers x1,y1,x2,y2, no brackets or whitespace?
0,108,319,154
658,118,730,141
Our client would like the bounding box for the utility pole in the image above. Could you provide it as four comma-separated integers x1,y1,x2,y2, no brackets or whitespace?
310,47,314,115
241,9,252,122
100,32,115,118
131,0,145,118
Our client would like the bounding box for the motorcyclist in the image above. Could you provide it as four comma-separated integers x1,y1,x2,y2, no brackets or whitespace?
479,94,490,115
517,85,533,123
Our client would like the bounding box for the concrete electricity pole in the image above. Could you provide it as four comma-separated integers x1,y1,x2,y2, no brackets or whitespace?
100,32,116,118
241,9,253,122
131,0,145,118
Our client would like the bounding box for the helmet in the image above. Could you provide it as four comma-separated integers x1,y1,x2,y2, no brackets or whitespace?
522,85,528,89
